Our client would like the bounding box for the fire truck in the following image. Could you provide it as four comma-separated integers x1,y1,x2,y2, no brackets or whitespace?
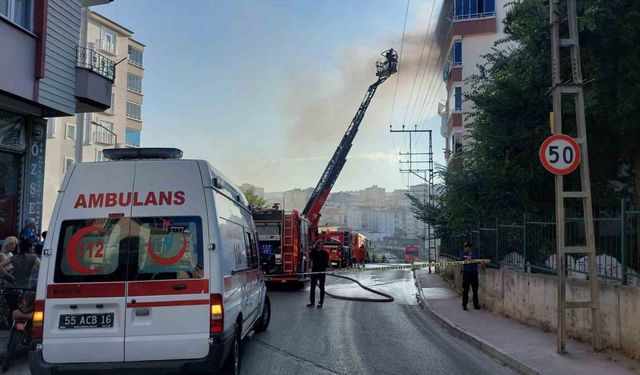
253,48,397,284
351,232,368,266
253,205,310,285
318,226,353,268
404,245,421,263
302,49,397,243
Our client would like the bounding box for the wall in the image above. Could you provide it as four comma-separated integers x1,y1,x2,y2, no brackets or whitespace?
0,20,36,101
441,263,640,359
39,0,81,115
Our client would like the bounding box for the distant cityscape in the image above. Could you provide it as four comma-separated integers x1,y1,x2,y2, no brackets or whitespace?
241,183,438,246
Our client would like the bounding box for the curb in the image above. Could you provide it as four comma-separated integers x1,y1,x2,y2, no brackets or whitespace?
414,270,545,375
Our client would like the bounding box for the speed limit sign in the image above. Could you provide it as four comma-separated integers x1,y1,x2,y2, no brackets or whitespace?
539,134,581,175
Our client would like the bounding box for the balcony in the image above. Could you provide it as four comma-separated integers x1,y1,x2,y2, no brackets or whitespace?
75,47,115,113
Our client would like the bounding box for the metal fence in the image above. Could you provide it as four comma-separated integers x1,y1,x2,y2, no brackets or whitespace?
440,200,640,286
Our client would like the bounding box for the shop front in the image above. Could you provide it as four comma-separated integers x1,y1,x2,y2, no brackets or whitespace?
0,110,46,243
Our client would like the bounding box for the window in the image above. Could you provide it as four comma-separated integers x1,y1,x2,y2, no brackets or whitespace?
454,86,462,111
125,128,140,147
453,41,462,66
128,46,143,67
63,157,75,173
54,216,203,283
455,0,495,19
94,121,114,144
126,101,142,121
100,28,117,54
104,93,115,115
0,0,33,31
127,73,142,93
65,123,76,140
134,216,204,280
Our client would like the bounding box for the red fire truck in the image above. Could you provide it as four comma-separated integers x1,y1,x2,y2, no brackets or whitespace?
253,205,310,285
351,232,368,266
404,245,421,263
318,227,352,268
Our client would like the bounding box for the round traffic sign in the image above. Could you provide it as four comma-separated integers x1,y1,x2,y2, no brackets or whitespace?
539,134,581,175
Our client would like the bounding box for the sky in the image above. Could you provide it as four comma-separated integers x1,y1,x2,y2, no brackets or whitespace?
98,0,447,193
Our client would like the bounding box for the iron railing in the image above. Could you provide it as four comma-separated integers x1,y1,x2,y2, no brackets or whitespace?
76,46,116,81
453,11,497,21
440,200,640,286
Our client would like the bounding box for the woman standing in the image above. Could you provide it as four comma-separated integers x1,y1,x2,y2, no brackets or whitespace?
0,237,18,328
10,239,40,290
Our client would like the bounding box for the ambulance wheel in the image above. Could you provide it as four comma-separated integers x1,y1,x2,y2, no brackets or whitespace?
221,326,241,375
255,295,271,333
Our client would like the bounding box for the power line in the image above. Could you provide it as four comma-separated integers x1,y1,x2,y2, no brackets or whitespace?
401,0,438,127
389,0,410,127
406,0,441,127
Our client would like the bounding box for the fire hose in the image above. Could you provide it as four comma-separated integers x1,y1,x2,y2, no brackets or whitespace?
264,259,491,304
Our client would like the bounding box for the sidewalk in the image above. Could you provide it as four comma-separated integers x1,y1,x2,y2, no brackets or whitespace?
414,269,640,375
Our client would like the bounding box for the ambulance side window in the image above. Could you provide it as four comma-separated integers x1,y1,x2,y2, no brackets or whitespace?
215,193,248,272
245,231,259,269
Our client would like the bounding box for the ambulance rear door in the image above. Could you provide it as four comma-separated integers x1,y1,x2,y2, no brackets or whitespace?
124,160,210,362
43,162,135,364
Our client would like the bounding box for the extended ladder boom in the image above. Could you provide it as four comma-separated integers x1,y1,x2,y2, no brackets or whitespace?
302,49,398,231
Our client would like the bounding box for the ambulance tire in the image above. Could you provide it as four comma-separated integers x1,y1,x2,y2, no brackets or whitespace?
221,325,241,375
254,295,271,333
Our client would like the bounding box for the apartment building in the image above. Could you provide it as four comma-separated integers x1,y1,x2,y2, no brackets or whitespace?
436,0,510,162
0,0,114,241
42,9,145,230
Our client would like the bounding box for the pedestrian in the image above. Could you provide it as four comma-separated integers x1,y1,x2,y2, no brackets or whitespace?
19,218,41,245
8,238,40,290
0,236,18,328
459,242,481,311
307,240,330,309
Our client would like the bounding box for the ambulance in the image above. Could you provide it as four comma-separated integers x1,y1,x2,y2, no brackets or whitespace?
29,148,270,375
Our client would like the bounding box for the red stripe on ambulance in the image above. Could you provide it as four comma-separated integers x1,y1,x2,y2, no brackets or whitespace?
47,283,126,298
128,280,209,296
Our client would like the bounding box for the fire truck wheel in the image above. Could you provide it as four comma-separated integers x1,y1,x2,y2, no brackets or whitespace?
255,295,271,333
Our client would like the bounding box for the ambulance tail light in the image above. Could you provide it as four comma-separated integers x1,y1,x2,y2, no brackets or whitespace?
32,300,45,339
210,293,223,333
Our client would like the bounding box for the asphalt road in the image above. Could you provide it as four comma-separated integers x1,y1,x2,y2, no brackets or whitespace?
11,268,516,375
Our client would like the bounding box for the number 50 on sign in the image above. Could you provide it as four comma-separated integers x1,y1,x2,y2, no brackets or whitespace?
539,134,581,175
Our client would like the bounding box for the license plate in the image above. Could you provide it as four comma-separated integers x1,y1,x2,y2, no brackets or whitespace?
58,313,114,329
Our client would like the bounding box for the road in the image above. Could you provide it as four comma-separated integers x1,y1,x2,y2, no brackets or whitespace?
11,268,515,375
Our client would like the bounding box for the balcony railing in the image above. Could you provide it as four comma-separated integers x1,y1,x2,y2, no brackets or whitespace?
77,46,116,81
453,11,496,21
93,130,115,145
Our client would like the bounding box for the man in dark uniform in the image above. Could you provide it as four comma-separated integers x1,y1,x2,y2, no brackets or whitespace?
307,240,330,309
459,242,481,311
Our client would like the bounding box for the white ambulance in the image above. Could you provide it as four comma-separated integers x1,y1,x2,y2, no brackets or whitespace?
29,148,270,375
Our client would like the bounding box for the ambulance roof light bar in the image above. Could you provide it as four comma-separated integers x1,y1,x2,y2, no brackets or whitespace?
103,148,183,161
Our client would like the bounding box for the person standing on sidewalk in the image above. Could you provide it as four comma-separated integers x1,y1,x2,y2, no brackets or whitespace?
459,242,480,311
307,240,330,309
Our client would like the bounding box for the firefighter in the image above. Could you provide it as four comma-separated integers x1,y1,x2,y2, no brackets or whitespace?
307,240,330,308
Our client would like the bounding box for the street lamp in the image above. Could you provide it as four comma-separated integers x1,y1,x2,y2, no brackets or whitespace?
91,121,118,148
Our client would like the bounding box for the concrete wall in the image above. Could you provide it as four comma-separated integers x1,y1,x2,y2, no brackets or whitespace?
441,261,640,360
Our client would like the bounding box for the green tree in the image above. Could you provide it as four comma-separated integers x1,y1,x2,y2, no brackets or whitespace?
242,186,267,209
411,0,640,238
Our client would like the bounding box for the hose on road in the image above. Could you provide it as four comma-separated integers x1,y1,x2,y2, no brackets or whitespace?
267,270,395,303
324,273,394,303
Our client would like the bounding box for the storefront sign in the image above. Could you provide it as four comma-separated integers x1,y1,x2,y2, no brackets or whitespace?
22,119,46,230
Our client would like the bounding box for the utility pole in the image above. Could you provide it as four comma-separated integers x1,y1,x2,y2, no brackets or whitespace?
550,0,601,353
390,126,435,269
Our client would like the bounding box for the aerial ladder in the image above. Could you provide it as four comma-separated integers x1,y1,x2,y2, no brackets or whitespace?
302,49,398,239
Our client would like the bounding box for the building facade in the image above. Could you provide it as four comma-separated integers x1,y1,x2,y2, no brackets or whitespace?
0,0,114,242
437,0,510,162
42,9,144,230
